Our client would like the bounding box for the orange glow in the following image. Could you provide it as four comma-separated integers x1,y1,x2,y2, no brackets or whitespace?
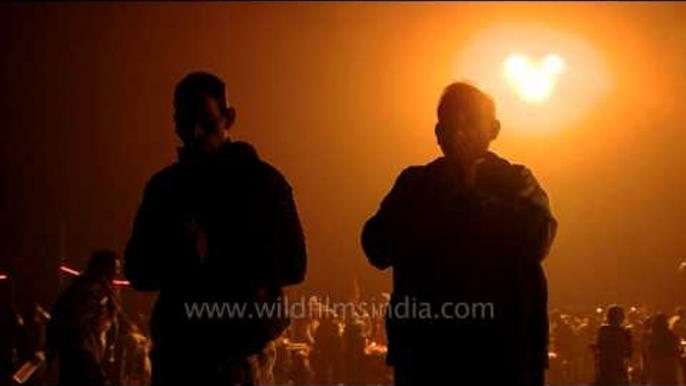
453,24,613,136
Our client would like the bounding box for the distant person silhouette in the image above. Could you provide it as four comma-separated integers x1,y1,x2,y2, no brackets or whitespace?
361,82,557,385
46,250,121,386
311,310,343,384
644,313,683,385
342,314,368,385
125,72,307,385
592,305,632,386
550,310,578,382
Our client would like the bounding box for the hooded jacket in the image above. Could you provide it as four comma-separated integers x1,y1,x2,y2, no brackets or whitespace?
124,140,307,374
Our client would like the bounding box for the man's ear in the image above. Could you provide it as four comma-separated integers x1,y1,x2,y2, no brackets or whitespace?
173,113,185,140
435,123,443,145
491,119,501,140
224,106,236,129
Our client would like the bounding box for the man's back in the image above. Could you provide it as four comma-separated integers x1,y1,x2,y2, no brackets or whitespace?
47,274,116,386
362,151,554,384
595,324,631,384
47,275,114,351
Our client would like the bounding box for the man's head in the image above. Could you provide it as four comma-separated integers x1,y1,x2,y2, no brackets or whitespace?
435,82,500,164
606,305,625,327
174,72,236,158
85,249,120,282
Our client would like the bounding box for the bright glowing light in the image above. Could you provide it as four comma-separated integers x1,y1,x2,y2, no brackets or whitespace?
543,54,565,75
504,55,529,78
0,275,7,280
503,53,565,104
59,265,81,276
453,24,613,135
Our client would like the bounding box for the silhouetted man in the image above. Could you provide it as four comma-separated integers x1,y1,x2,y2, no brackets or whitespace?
46,250,121,386
644,313,682,385
361,82,557,385
592,305,632,385
311,310,343,385
125,72,307,385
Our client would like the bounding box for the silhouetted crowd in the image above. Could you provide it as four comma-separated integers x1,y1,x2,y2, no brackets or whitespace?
1,288,684,385
2,290,392,386
547,304,686,385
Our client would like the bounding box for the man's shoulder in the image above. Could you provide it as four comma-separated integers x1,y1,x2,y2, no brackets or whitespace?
397,164,428,181
223,141,293,195
151,163,180,180
382,164,427,196
395,158,443,182
247,153,292,192
143,142,293,194
484,151,531,175
254,157,290,185
388,158,458,194
143,163,181,195
482,151,548,196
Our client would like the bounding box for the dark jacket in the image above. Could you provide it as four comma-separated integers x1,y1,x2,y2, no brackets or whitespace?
361,152,556,384
124,140,306,381
594,325,632,385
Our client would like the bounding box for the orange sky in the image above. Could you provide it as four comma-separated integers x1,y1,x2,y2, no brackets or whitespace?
1,2,685,309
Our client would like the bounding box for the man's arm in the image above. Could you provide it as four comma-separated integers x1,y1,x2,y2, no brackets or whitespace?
269,180,307,287
361,167,419,270
124,176,167,292
256,168,307,288
478,166,557,263
511,167,557,262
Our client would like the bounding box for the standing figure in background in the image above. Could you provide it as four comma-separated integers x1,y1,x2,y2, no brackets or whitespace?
342,315,368,385
311,310,343,384
46,250,121,386
550,310,576,382
644,313,683,385
593,305,632,386
637,315,654,384
573,316,598,384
